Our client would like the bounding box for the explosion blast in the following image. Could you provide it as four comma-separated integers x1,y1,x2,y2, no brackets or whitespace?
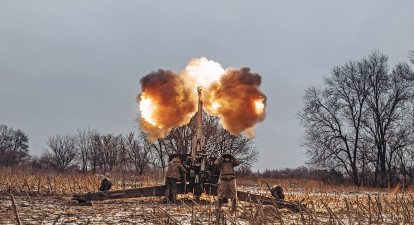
137,58,266,141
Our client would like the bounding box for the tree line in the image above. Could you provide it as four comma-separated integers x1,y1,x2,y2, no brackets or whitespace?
299,50,414,187
0,113,258,174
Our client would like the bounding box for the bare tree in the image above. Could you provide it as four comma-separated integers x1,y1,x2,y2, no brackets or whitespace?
118,135,130,172
143,112,259,170
163,123,193,155
203,115,258,166
362,53,414,186
299,85,365,185
88,132,102,172
78,130,123,172
146,138,169,171
75,128,98,172
44,134,78,172
100,134,122,172
125,131,151,175
299,51,414,187
0,124,29,167
298,55,374,186
409,49,414,65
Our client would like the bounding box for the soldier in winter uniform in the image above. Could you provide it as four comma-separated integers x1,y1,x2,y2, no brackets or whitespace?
214,154,240,209
99,178,112,191
99,173,112,191
164,156,187,203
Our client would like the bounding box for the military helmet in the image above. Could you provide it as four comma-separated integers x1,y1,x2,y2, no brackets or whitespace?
222,153,233,159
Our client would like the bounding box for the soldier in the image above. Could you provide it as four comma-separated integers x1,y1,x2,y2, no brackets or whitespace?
164,156,187,203
99,178,112,191
99,173,112,191
214,153,240,209
271,185,284,200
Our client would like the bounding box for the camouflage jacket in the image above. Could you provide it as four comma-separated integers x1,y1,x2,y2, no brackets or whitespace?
166,158,187,180
214,156,240,180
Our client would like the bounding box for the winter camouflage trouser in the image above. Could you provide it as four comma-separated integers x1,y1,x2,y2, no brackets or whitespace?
217,178,236,199
165,177,178,201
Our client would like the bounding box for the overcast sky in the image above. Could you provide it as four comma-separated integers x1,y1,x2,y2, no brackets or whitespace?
1,1,413,171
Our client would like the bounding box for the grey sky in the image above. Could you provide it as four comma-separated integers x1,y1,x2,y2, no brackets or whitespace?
1,1,413,171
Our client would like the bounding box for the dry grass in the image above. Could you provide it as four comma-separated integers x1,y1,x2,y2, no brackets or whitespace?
0,168,160,196
1,169,414,224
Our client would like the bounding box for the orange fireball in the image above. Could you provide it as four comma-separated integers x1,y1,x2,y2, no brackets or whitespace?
137,58,267,141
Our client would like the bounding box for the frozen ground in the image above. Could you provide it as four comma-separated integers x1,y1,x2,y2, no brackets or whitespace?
1,181,414,224
0,195,281,224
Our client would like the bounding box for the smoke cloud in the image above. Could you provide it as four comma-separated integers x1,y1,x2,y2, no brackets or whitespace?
137,69,197,141
137,58,266,141
204,67,266,136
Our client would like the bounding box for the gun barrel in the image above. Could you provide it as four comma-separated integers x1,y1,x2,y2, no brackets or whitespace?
191,86,205,156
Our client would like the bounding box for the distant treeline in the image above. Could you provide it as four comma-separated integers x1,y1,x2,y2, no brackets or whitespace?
237,166,414,187
0,113,258,175
246,167,346,185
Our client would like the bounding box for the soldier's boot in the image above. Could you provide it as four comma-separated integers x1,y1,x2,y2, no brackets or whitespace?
231,198,237,215
171,195,177,203
218,199,223,209
194,195,200,202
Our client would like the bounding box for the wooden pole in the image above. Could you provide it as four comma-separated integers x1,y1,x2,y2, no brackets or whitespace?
10,195,21,225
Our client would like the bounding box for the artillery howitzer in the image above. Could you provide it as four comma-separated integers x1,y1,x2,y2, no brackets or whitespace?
73,87,303,212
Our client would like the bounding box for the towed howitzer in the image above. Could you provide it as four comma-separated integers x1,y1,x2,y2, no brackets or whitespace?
72,87,304,212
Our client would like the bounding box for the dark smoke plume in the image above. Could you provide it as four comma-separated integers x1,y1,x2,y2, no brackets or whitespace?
204,67,267,136
137,69,196,141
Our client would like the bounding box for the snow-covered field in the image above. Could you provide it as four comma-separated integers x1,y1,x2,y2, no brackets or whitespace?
2,172,414,224
1,194,303,224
